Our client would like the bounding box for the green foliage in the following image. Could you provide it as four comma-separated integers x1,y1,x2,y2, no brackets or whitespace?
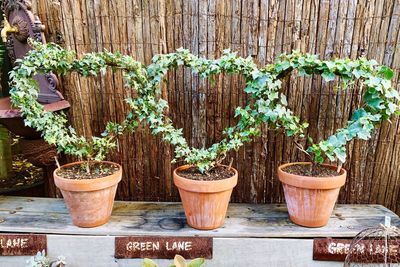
143,255,205,267
9,40,147,162
10,41,400,172
268,51,400,164
131,48,399,170
130,49,303,172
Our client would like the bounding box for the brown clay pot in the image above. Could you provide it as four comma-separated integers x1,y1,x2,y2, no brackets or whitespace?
278,162,346,228
53,161,122,228
173,165,238,230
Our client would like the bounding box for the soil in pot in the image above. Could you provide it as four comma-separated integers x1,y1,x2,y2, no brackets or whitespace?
176,165,235,181
282,164,339,177
173,165,238,230
278,162,346,228
55,162,120,180
54,161,122,228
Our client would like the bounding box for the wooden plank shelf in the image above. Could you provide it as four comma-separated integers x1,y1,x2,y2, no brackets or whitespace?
0,196,398,266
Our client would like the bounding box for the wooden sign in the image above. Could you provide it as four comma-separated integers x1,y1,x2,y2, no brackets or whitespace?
313,237,400,262
0,234,47,256
115,236,212,259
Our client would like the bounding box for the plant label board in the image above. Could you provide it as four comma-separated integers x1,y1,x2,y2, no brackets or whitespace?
115,236,212,259
0,234,46,256
313,237,400,262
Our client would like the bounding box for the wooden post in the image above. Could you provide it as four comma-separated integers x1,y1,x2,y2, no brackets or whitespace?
0,124,12,179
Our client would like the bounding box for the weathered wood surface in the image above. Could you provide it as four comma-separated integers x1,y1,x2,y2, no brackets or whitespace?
31,1,400,212
0,196,398,238
0,197,399,266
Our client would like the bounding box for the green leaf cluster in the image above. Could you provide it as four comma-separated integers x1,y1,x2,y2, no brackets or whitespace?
269,51,400,164
9,40,146,162
130,48,302,172
9,40,400,172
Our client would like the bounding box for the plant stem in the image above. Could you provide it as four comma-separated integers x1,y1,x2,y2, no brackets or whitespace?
308,162,314,175
336,162,342,173
294,139,313,161
311,162,316,176
86,159,91,174
54,156,61,169
228,158,233,170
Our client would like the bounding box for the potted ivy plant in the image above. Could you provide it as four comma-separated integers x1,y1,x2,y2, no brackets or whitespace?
267,51,400,227
9,40,146,227
127,49,305,230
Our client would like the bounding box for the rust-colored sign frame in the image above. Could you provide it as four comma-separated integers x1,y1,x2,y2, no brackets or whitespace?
313,237,400,262
0,234,47,256
115,236,213,259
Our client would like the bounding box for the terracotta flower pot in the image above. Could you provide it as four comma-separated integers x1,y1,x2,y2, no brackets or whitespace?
173,165,238,230
278,162,346,228
53,161,122,228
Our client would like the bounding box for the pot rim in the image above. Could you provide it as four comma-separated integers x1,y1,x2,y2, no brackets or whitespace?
173,164,238,193
277,162,346,189
53,160,122,192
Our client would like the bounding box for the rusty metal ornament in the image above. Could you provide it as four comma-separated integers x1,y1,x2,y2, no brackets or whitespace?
344,222,400,266
9,15,29,42
313,217,400,265
1,0,63,103
0,0,70,140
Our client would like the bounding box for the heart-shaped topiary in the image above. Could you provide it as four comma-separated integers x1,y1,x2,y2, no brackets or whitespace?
10,40,400,173
128,49,400,172
263,51,400,164
9,40,148,162
127,49,307,172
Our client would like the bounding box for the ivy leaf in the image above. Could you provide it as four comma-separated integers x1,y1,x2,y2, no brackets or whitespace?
363,91,384,110
352,68,366,79
356,128,371,140
298,68,308,77
351,108,367,121
379,65,394,80
321,71,335,82
325,61,335,71
334,148,346,163
280,94,288,106
388,102,398,114
275,61,291,72
385,89,400,100
315,154,324,164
